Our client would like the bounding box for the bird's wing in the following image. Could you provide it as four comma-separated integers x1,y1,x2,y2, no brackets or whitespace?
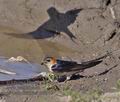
52,60,78,72
80,53,110,68
52,55,106,73
64,28,76,41
66,8,82,15
69,53,109,71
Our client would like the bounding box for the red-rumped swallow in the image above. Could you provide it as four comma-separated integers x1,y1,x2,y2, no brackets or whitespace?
41,54,109,81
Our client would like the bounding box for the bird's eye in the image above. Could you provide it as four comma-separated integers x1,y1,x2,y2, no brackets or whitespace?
46,59,50,62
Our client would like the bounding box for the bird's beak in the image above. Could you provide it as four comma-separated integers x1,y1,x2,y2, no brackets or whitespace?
41,62,44,65
41,61,48,65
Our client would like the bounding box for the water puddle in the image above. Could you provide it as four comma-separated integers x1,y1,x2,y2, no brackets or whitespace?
0,56,45,81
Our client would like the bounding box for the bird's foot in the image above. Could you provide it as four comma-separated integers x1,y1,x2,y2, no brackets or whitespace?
64,76,71,83
47,73,57,82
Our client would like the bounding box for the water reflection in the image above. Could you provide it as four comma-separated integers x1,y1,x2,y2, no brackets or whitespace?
0,57,44,81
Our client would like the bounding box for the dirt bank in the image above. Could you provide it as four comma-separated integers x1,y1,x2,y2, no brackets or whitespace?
0,0,120,102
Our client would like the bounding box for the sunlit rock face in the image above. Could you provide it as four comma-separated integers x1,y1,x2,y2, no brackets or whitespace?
0,0,117,62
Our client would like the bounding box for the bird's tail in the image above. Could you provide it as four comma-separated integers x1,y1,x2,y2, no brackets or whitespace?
3,32,33,39
79,52,111,69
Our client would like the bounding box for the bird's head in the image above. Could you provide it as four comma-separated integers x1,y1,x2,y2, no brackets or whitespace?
41,57,57,72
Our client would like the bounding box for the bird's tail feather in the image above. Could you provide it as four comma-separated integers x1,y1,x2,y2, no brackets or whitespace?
79,52,110,69
3,32,33,39
82,52,110,65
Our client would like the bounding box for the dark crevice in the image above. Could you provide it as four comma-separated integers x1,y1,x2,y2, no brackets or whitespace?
0,76,44,85
87,64,118,77
106,0,111,6
106,30,117,41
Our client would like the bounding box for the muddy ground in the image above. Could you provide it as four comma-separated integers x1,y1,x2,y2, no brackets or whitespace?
0,0,120,102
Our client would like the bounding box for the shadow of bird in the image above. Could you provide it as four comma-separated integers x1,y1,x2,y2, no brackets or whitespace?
4,7,82,42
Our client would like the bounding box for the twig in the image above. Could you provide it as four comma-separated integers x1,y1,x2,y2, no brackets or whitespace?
110,6,116,20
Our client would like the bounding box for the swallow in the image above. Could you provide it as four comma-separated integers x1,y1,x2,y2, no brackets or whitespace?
41,54,109,81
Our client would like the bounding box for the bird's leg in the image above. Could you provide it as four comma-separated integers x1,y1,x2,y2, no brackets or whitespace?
56,75,71,82
66,76,71,80
64,76,71,83
47,73,58,82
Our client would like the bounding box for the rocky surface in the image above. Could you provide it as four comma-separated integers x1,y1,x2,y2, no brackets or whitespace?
0,0,120,102
100,92,120,102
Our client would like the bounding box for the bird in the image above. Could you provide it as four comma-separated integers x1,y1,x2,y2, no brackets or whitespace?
41,54,109,81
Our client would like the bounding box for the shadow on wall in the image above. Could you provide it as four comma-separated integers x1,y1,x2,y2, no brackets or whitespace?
5,7,82,41
3,7,82,57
